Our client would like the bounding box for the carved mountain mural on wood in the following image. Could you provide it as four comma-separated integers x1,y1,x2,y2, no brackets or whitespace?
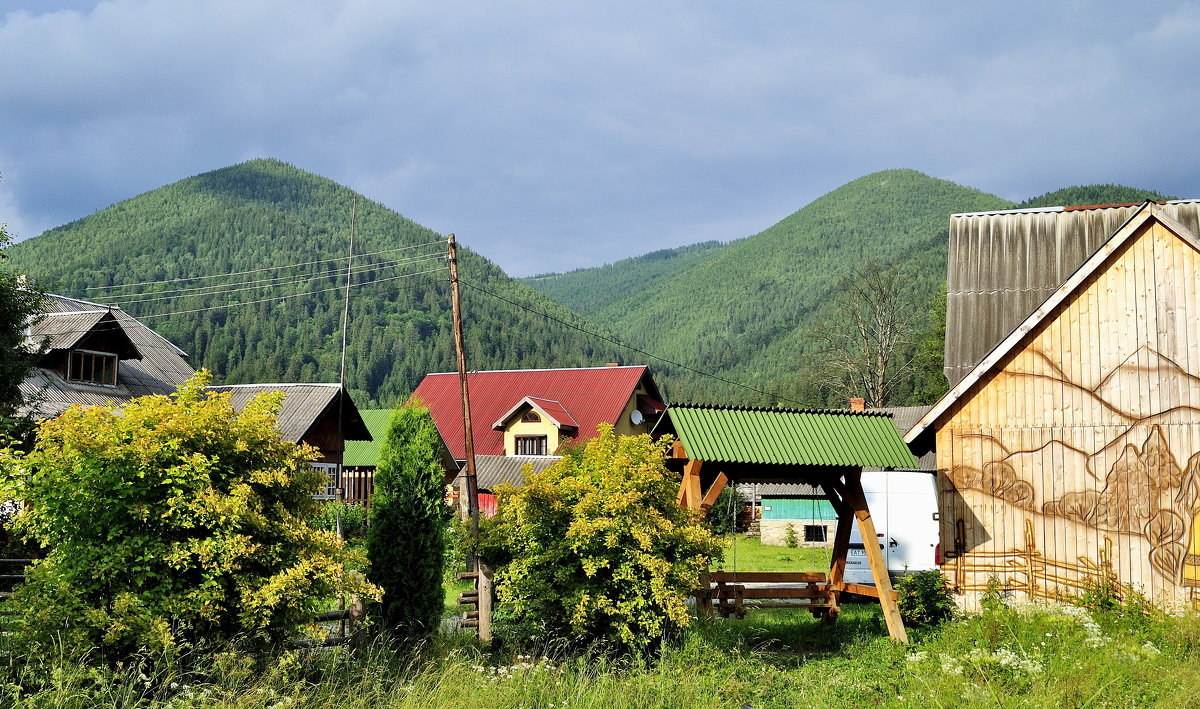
936,211,1200,607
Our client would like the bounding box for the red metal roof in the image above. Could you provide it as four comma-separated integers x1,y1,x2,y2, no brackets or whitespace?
410,366,656,458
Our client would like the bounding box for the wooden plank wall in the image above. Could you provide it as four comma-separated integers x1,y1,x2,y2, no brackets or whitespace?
938,220,1200,609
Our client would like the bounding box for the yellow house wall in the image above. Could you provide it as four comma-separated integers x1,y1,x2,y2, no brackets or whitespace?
936,221,1200,609
502,416,561,455
499,380,655,454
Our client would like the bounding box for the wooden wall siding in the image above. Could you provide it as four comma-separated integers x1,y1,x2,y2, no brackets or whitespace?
938,220,1200,608
944,201,1200,386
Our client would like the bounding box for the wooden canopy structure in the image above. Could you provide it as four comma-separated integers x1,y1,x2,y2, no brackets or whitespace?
654,404,919,642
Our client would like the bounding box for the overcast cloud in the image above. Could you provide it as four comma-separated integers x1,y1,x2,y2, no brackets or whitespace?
1,1,1197,275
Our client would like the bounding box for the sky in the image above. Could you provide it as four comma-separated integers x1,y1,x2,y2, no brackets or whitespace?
1,1,1198,276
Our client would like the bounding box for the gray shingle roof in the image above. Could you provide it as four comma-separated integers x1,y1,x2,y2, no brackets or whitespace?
208,383,371,443
453,455,561,491
20,294,195,419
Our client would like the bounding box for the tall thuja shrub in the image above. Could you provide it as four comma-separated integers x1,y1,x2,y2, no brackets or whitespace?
367,403,449,637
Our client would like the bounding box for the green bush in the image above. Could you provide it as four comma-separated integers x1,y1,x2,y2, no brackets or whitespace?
895,569,955,626
703,484,745,535
0,372,379,659
784,523,799,548
478,425,721,653
317,501,369,541
366,403,449,639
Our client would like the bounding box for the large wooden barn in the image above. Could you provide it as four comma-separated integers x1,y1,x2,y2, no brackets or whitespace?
907,200,1200,608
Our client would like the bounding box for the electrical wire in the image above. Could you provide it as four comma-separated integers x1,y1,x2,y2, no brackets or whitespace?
85,238,448,292
456,277,805,406
104,252,445,306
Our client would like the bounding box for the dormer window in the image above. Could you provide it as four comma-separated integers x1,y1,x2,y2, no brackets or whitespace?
521,411,541,423
68,349,118,386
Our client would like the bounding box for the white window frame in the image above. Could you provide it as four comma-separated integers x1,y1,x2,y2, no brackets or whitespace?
311,463,341,500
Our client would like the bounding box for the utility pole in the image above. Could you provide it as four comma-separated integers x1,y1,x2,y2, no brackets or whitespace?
447,233,491,642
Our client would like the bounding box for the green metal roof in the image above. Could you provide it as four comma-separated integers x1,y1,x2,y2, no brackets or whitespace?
655,405,917,469
343,409,395,467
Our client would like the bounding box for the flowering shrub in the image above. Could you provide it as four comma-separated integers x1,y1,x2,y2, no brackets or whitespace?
0,372,379,658
478,425,721,652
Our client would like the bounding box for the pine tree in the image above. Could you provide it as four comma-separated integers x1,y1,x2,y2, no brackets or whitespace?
366,402,449,638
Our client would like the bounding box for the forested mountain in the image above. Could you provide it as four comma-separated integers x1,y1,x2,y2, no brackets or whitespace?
8,159,626,407
547,170,1015,406
521,241,727,314
1017,184,1175,209
11,161,1176,411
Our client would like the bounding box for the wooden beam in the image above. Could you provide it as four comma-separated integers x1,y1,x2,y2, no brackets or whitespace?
670,439,688,459
841,470,908,643
820,481,852,623
698,471,729,512
710,571,828,584
678,458,704,510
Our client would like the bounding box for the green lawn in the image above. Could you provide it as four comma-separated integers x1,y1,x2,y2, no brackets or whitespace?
11,598,1199,707
710,535,831,573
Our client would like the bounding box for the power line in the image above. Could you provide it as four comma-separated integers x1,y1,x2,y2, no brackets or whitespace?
36,263,448,335
131,265,447,320
104,252,446,306
457,278,804,406
85,238,448,292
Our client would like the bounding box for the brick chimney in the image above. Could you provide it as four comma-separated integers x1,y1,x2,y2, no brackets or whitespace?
849,397,866,412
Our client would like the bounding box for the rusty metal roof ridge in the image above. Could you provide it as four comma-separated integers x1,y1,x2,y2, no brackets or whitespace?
951,198,1200,219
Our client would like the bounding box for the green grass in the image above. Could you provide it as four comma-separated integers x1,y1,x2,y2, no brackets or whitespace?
710,536,831,573
4,599,1199,707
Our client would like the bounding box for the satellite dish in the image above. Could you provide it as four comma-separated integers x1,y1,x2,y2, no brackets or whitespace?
630,410,645,425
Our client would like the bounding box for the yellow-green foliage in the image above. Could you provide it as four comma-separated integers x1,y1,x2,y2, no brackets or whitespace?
480,425,720,651
0,371,379,658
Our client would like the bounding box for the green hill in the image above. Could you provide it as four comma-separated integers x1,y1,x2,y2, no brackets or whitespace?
1017,184,1175,209
521,241,727,314
556,170,1016,406
8,159,626,407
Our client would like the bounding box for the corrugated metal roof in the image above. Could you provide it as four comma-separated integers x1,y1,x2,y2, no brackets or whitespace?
453,455,561,491
208,383,371,443
872,405,936,470
944,200,1200,385
656,404,917,468
20,294,196,419
343,409,394,466
411,366,658,459
911,204,1200,449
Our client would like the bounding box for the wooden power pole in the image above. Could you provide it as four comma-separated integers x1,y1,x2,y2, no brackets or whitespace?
447,233,491,642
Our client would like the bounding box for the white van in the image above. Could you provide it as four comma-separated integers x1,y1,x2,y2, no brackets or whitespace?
843,470,939,585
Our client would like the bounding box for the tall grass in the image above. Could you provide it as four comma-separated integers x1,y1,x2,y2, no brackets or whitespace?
2,600,1199,707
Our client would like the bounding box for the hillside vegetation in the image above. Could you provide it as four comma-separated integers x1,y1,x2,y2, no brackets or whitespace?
8,159,626,407
521,241,727,314
1018,184,1175,209
560,170,1014,405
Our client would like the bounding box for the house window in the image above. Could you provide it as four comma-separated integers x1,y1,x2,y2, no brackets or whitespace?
804,525,828,543
521,411,541,423
67,349,118,386
311,463,341,500
515,435,547,456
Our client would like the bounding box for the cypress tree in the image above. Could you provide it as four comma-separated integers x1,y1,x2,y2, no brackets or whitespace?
366,403,449,638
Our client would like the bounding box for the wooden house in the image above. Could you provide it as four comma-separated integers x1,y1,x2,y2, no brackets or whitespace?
19,295,371,499
907,200,1200,607
20,294,195,419
412,365,665,502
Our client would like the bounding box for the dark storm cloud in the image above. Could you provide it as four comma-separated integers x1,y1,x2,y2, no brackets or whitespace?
1,1,1197,274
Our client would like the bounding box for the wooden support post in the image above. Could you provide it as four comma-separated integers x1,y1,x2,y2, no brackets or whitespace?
819,482,851,623
678,459,703,509
477,558,494,644
698,567,713,620
842,471,908,643
699,472,729,512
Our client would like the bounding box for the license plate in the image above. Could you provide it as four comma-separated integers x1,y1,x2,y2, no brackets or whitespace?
849,549,866,556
